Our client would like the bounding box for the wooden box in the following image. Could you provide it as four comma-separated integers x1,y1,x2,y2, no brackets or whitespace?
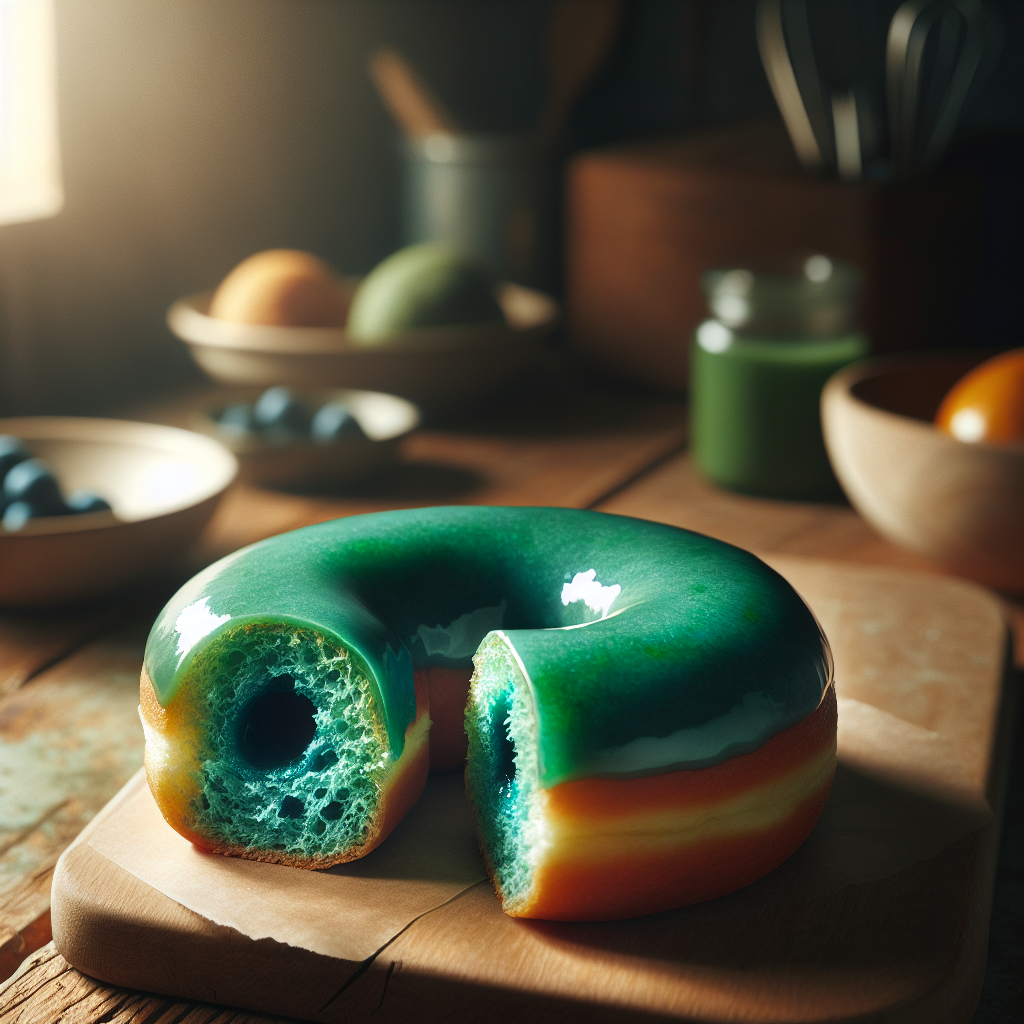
565,119,984,394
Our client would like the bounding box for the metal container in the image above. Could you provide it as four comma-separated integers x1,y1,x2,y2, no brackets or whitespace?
403,133,552,288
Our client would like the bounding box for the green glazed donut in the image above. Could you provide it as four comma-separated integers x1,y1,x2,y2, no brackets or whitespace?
140,507,835,918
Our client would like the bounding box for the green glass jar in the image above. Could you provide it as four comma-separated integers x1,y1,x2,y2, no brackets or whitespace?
690,256,869,499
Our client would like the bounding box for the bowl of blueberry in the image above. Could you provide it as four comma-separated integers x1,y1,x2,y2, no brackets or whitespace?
0,418,237,607
188,386,420,488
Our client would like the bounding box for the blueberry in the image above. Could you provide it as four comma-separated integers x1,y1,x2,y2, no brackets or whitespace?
217,403,257,435
66,490,112,514
2,501,33,532
310,402,367,442
252,387,311,434
0,435,31,481
2,458,66,516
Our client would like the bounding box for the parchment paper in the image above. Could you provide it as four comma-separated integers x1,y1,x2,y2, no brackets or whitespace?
86,694,991,957
87,770,487,962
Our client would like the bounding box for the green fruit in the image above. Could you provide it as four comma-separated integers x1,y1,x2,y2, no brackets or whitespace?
347,244,504,345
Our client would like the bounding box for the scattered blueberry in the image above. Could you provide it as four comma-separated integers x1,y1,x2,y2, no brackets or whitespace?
311,402,367,442
66,490,113,513
0,435,31,480
0,439,115,531
215,389,368,446
218,403,258,434
3,458,67,516
2,501,34,532
252,386,311,434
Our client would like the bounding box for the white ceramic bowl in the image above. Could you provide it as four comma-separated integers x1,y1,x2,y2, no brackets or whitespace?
183,387,420,488
168,283,559,416
822,353,1024,593
0,417,237,607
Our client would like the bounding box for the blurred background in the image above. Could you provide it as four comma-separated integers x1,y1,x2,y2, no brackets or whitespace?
0,0,1020,416
0,7,1021,1016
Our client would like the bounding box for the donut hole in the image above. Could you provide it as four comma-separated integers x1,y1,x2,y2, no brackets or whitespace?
239,683,317,769
309,748,338,772
492,692,518,793
320,800,345,821
277,796,305,819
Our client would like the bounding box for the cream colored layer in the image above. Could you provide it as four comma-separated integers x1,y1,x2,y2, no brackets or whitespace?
528,743,837,871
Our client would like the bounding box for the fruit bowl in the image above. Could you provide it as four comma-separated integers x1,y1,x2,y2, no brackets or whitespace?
167,283,559,416
0,417,237,608
821,353,1023,592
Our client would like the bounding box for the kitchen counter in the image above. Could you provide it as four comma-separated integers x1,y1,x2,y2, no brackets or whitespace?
0,375,1019,1023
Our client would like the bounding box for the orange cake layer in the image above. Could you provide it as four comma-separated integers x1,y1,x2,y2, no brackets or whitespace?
414,666,473,771
523,780,833,920
512,689,837,920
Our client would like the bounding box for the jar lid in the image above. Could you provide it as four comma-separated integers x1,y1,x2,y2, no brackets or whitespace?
701,256,860,338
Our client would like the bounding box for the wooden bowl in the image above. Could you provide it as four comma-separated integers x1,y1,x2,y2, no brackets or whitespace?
167,283,559,416
0,417,238,608
822,354,1024,593
183,387,420,488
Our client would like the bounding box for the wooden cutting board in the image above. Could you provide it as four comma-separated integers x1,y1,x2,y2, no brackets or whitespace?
50,557,1013,1024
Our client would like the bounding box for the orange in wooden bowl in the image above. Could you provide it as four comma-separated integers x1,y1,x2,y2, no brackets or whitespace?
167,282,559,417
934,348,1024,445
209,250,354,328
822,353,1024,593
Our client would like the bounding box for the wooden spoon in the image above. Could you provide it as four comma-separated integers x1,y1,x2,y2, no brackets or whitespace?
369,47,459,140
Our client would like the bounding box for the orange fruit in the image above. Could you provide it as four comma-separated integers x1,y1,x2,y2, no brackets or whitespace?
935,349,1024,445
209,250,353,328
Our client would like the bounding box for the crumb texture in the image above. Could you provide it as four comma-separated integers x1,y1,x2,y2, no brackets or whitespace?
181,624,389,864
465,634,542,912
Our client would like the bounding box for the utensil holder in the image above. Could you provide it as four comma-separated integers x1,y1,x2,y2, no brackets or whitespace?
403,133,553,289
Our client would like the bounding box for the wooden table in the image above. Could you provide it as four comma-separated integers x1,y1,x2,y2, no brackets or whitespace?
0,374,1019,1023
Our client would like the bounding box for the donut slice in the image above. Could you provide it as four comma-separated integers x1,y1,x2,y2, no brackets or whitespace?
466,633,837,921
141,623,428,868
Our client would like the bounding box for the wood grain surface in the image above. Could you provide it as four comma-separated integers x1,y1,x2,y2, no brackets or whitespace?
45,557,1012,1024
0,943,296,1024
0,386,1017,1023
0,621,151,984
0,603,128,699
139,373,688,565
0,383,685,998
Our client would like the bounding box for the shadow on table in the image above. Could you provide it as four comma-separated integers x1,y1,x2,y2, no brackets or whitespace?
272,462,484,501
521,761,990,979
426,363,685,440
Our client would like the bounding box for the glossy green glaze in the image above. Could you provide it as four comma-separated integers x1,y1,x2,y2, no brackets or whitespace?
145,507,831,785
